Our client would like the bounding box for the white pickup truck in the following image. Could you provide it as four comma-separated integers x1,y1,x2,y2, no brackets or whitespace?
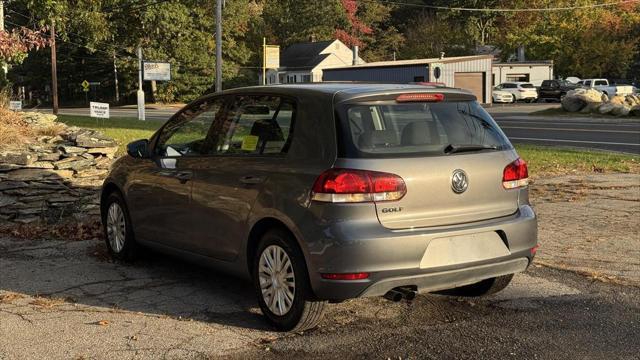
580,79,634,96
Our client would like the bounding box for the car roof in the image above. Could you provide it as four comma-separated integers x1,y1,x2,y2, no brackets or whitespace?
218,83,476,103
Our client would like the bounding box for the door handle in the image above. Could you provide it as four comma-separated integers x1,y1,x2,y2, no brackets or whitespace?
175,171,193,184
239,175,265,185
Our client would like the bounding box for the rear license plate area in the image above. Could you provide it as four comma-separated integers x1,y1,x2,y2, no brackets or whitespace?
420,232,510,269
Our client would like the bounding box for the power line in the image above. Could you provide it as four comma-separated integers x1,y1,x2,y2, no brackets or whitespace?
368,0,639,12
4,19,138,62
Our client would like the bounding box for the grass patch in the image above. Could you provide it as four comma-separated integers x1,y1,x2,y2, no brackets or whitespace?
515,144,639,177
57,115,162,155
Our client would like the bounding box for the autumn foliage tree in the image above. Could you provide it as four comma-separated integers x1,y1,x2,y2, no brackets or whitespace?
335,0,373,47
494,0,640,78
0,27,48,64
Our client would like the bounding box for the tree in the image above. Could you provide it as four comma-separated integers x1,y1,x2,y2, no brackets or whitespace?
495,0,640,78
9,0,263,104
263,0,347,46
0,27,48,64
399,14,474,59
341,0,404,61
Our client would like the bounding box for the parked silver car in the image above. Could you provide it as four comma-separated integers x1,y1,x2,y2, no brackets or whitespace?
101,84,538,331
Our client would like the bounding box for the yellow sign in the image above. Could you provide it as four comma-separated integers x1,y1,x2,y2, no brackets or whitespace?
264,46,280,69
241,135,259,151
262,38,280,85
81,80,90,92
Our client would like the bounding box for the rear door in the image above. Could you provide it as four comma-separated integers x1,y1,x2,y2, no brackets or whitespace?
189,94,298,260
336,97,520,229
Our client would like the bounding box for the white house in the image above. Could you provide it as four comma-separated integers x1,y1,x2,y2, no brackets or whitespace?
264,39,363,84
492,61,554,87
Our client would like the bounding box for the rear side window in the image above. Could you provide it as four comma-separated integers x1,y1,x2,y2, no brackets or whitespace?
594,80,607,86
502,83,517,89
213,95,296,155
338,101,512,158
520,83,535,88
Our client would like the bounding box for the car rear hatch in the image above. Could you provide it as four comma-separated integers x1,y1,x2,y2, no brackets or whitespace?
333,91,524,229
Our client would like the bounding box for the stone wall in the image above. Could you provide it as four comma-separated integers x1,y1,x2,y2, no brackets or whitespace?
0,114,117,224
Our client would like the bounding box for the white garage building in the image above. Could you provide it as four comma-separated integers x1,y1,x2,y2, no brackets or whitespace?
492,61,554,87
322,55,494,104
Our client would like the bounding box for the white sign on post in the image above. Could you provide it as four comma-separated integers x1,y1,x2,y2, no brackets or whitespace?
143,62,171,81
9,101,22,111
90,102,110,119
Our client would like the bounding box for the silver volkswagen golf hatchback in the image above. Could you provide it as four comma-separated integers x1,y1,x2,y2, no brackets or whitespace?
101,83,537,331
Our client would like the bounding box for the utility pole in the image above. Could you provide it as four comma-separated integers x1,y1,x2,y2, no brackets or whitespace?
137,46,145,121
262,37,266,86
1,1,7,76
113,53,119,103
215,0,222,93
51,20,59,115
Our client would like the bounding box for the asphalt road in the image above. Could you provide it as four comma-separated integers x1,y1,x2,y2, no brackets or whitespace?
490,113,640,154
38,104,640,154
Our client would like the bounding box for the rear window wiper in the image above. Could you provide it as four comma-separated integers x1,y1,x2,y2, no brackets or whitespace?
444,144,499,154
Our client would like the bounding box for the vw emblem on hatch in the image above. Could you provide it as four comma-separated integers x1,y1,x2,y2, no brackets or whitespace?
451,169,469,194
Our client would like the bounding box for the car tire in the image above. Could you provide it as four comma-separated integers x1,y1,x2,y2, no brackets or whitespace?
102,191,139,261
435,274,514,297
253,228,326,332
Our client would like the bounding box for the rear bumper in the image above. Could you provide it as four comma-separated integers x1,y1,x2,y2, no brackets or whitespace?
302,205,537,301
360,257,529,297
493,96,513,103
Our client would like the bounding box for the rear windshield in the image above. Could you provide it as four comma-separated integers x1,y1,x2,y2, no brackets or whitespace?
337,101,512,158
520,84,535,88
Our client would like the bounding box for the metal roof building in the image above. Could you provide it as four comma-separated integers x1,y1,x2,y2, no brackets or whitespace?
322,55,494,104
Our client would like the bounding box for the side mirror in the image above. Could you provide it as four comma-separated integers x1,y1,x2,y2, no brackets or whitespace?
127,139,150,158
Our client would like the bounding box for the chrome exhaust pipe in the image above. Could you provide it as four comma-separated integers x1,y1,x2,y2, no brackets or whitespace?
384,289,403,302
396,287,416,301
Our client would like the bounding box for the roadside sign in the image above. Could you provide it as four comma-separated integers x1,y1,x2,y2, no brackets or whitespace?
82,80,90,92
90,102,110,119
88,82,101,86
264,45,280,69
143,61,171,81
9,101,22,111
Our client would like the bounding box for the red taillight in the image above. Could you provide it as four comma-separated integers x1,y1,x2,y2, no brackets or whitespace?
311,168,407,203
321,272,369,280
396,93,444,102
503,158,529,189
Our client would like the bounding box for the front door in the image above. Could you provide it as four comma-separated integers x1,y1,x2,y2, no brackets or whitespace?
128,97,227,250
190,94,298,261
